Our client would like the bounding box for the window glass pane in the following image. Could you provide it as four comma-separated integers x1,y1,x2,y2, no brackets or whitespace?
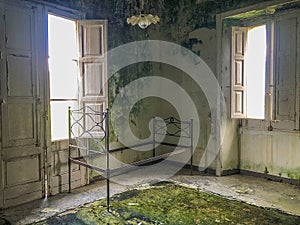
245,25,266,119
50,101,78,141
48,14,78,99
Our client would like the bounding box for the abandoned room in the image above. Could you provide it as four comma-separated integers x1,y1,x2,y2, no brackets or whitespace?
0,0,299,224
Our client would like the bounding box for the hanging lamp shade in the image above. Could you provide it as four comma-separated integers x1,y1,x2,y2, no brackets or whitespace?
126,0,160,29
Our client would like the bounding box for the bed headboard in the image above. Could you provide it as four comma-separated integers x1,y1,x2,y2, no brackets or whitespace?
68,106,109,153
153,117,193,139
152,117,193,169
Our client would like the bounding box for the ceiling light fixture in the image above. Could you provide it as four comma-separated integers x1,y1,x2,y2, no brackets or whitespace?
127,0,160,29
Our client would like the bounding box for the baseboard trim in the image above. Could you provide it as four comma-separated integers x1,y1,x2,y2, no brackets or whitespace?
89,165,300,186
240,169,300,186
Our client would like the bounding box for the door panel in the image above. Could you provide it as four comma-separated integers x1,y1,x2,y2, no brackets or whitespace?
83,62,105,96
5,155,40,186
5,7,31,51
81,24,104,56
7,55,33,97
6,102,35,146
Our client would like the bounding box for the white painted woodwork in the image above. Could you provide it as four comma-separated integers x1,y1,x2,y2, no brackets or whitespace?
77,20,108,184
231,27,247,118
78,20,108,111
0,5,3,209
241,129,300,179
0,3,44,208
275,14,300,122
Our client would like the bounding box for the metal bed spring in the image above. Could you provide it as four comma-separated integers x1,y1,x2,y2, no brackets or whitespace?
68,106,194,212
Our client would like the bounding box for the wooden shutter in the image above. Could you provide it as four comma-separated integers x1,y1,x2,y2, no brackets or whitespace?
274,15,297,125
231,27,247,118
77,20,108,133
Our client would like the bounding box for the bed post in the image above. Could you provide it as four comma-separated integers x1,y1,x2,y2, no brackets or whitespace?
190,119,193,175
152,117,156,158
68,106,72,193
105,108,110,212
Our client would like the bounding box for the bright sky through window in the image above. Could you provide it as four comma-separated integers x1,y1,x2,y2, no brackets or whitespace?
245,25,266,119
48,14,78,140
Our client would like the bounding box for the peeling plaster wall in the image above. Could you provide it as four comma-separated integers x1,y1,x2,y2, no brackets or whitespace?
188,28,217,75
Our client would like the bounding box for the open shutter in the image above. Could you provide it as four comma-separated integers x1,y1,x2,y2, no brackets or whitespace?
77,20,108,122
231,27,247,118
274,15,297,127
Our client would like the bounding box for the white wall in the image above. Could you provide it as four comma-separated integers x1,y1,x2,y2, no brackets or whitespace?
241,129,300,179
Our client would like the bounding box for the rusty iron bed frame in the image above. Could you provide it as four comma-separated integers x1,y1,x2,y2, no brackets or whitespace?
68,106,193,211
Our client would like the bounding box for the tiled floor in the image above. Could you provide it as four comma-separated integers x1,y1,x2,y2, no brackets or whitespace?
0,168,299,225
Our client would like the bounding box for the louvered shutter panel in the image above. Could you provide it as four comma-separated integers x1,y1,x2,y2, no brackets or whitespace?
231,27,248,118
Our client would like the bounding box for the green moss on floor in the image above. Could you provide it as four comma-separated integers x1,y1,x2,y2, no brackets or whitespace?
33,183,300,225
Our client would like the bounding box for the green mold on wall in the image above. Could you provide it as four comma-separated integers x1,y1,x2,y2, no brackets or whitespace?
282,168,300,180
243,163,300,181
264,166,269,174
229,9,269,20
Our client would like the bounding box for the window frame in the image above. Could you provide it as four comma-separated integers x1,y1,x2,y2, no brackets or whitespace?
48,14,80,141
45,7,85,142
46,7,108,142
218,5,300,131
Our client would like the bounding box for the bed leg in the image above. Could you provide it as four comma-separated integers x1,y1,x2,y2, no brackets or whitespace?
68,106,71,193
190,155,193,175
152,117,156,159
105,108,110,212
190,119,193,176
106,174,110,212
68,157,71,193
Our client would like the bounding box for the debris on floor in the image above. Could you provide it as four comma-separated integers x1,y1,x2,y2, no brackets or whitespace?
31,182,300,225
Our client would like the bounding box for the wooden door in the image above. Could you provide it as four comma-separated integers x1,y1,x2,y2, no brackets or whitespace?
0,4,44,207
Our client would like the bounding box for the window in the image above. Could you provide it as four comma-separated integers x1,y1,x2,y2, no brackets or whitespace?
230,11,299,131
48,14,108,141
231,25,267,119
48,14,78,140
216,3,300,131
